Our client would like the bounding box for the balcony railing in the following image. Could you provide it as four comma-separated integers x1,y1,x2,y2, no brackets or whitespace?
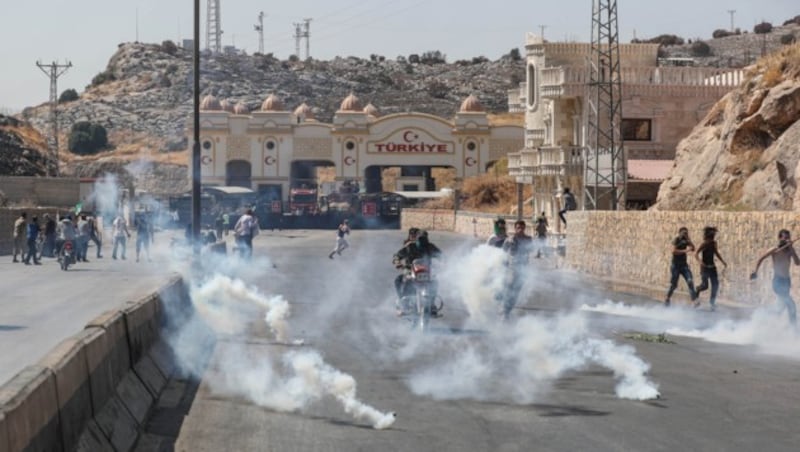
507,146,586,178
539,66,745,98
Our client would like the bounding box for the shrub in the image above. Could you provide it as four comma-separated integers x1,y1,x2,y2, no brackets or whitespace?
508,48,521,61
471,56,489,64
426,80,449,99
68,121,109,155
160,40,178,55
420,50,446,64
408,54,420,64
58,89,79,103
90,70,116,87
690,40,712,57
712,29,733,39
783,15,800,26
754,22,773,34
780,33,796,45
646,34,685,46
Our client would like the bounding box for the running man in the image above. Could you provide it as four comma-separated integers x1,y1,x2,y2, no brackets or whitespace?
664,226,698,307
329,219,350,259
694,226,727,311
751,229,800,326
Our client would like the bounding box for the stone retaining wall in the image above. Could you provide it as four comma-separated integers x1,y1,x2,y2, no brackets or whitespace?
402,208,800,306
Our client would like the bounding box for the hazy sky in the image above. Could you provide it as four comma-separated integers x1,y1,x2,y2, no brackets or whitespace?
1,0,796,112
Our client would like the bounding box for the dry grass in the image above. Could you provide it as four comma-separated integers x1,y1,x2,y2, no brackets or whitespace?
487,112,524,126
749,42,800,89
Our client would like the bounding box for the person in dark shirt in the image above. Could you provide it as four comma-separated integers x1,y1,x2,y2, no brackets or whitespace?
694,226,727,311
500,220,534,319
664,227,698,307
392,230,442,315
23,216,42,265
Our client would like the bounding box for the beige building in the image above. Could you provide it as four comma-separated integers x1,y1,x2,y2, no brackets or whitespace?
189,93,523,201
507,33,743,219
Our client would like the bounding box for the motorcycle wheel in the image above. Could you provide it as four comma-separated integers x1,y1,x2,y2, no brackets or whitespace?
61,257,68,271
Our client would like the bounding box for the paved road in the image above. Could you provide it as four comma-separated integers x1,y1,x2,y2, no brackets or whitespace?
165,229,800,452
0,236,180,385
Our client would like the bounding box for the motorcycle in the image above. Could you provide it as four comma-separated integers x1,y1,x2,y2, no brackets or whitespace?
397,258,443,331
59,240,76,271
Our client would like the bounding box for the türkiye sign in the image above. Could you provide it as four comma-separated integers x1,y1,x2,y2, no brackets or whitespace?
367,129,453,154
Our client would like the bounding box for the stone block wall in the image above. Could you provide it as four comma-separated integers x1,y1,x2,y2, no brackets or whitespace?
402,207,800,306
0,176,80,207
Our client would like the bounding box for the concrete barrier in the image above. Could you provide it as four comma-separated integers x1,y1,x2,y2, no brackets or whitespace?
0,365,61,452
0,412,10,452
38,329,99,451
0,277,193,452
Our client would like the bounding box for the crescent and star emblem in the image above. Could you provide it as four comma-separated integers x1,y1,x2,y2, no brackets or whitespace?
465,157,477,167
264,156,276,166
201,155,212,165
344,155,355,166
403,130,419,143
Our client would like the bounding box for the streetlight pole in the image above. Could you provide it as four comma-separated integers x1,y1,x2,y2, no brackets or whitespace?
192,0,202,255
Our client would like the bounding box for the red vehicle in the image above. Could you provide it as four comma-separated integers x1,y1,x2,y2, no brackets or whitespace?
288,187,319,215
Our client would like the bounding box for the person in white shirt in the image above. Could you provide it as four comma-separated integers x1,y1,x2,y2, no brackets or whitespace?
233,208,259,259
111,214,131,260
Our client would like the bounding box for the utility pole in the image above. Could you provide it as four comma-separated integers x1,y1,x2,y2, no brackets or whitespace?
193,0,202,255
727,9,736,33
36,60,72,178
254,11,265,54
293,22,302,58
304,18,312,59
206,0,222,53
584,0,626,210
539,24,547,40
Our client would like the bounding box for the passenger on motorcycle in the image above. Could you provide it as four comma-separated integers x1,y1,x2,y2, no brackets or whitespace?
393,230,443,315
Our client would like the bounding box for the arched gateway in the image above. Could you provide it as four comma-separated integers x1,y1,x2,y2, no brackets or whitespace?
190,93,523,202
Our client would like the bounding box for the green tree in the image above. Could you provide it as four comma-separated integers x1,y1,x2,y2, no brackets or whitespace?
68,121,109,155
58,88,79,103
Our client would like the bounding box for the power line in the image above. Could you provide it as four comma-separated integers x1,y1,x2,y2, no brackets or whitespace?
36,60,72,178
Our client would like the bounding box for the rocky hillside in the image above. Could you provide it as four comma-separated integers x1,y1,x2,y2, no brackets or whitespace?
654,43,800,211
0,115,49,177
20,42,524,156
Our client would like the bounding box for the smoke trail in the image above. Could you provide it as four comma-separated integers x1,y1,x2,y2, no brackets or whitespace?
667,307,800,357
408,311,660,402
179,271,395,429
437,244,508,323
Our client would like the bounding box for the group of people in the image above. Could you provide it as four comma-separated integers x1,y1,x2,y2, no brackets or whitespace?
665,225,798,326
10,210,157,265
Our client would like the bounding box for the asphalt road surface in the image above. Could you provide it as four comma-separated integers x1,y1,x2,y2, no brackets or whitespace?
0,236,179,385
163,229,800,452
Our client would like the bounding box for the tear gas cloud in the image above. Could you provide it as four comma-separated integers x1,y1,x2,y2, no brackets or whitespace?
170,269,396,429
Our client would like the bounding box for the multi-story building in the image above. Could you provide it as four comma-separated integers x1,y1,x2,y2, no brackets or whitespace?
507,33,743,219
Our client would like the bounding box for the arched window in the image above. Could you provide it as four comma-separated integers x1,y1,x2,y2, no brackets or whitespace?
526,63,537,111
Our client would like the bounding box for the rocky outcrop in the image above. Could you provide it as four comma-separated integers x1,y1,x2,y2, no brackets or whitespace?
0,115,49,176
655,43,800,210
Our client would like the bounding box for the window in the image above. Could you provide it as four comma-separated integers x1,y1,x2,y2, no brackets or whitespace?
466,141,476,151
622,118,652,141
265,141,275,150
202,140,212,150
345,141,355,150
526,64,537,110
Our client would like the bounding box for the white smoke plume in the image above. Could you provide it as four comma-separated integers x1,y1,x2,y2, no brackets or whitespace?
408,312,660,401
667,307,800,357
182,271,395,429
191,273,289,341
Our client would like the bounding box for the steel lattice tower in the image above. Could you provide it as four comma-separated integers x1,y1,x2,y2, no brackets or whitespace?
36,60,71,177
206,0,222,53
584,0,626,210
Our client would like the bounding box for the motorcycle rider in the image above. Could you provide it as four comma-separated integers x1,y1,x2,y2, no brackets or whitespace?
55,214,77,262
393,230,443,316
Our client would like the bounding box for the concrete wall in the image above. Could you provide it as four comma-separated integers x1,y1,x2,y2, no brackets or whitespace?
0,176,80,208
0,277,191,452
402,208,800,306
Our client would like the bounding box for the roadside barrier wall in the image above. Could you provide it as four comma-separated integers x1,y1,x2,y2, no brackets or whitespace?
0,276,191,452
402,208,800,306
